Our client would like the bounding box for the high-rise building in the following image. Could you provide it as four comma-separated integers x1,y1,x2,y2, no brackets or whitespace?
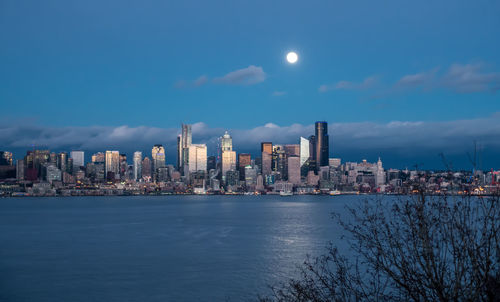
142,157,152,180
188,144,207,172
284,144,300,157
238,153,251,180
261,142,272,177
221,131,236,180
315,121,329,169
221,131,233,151
329,158,341,168
207,156,216,171
300,137,310,167
0,151,13,166
92,152,105,163
376,157,385,187
119,154,128,179
16,159,25,181
57,152,68,173
179,124,192,174
152,145,166,172
105,151,120,178
272,145,286,179
133,151,142,181
70,151,85,169
287,156,301,185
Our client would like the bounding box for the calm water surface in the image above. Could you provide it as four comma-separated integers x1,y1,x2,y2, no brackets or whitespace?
0,195,370,301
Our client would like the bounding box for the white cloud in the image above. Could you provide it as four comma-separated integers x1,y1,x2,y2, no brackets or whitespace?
319,76,378,92
212,65,266,85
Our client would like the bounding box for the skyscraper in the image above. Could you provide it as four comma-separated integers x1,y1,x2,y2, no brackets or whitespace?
238,153,251,180
92,152,105,163
179,124,192,175
105,151,120,178
287,156,301,185
315,121,329,169
70,151,85,170
188,144,207,172
221,131,236,180
142,157,152,180
133,151,142,181
0,151,13,166
261,142,272,177
152,144,166,176
299,137,310,167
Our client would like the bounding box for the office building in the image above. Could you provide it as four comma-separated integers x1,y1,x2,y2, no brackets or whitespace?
105,151,120,178
315,121,329,169
142,157,152,180
221,131,236,179
188,144,207,172
287,156,301,185
261,142,272,176
238,153,251,180
152,145,166,173
70,151,85,169
133,151,142,181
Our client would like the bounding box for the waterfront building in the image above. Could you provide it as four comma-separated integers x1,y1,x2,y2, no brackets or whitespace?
287,156,301,185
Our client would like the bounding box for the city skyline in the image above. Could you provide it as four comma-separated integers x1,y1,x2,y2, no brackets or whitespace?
1,1,500,169
0,118,499,170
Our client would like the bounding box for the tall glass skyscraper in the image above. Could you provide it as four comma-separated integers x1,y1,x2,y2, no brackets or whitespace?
133,151,142,181
315,121,329,169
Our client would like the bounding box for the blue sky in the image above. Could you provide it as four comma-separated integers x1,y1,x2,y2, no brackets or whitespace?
1,0,499,168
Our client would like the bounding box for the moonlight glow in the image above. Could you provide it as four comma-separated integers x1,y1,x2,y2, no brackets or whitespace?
286,52,298,64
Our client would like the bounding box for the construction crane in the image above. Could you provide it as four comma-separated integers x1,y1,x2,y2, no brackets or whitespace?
466,141,478,183
438,153,453,172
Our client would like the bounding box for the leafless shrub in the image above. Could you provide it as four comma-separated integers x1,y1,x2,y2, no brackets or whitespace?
259,192,500,302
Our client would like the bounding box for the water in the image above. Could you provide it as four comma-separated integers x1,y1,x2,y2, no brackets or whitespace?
0,195,366,302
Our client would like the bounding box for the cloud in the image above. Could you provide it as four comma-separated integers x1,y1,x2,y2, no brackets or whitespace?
193,75,209,87
395,67,439,89
175,66,266,88
394,63,500,93
272,91,287,96
2,114,500,169
212,65,266,85
441,63,500,93
319,76,378,92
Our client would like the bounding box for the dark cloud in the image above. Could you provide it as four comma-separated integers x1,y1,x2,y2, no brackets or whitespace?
2,115,500,169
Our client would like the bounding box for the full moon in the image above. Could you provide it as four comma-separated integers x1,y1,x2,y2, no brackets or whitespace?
286,52,298,64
